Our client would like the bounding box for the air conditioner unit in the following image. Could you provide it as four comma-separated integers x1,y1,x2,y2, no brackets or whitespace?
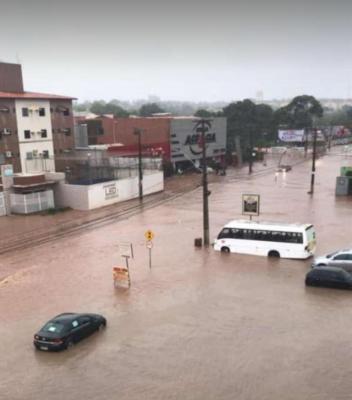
3,128,11,135
5,151,12,158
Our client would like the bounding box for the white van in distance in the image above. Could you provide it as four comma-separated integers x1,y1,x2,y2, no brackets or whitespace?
214,220,316,259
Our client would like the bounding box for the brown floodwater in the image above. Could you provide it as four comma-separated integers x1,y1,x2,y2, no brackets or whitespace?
1,149,352,400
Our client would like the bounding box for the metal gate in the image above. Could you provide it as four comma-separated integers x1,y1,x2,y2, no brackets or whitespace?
0,192,6,216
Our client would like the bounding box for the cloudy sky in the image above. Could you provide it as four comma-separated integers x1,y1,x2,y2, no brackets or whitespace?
1,0,352,102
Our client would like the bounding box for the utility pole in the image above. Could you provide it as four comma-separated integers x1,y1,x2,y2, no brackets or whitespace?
195,118,212,247
134,128,143,201
87,152,92,184
248,128,253,174
308,127,318,195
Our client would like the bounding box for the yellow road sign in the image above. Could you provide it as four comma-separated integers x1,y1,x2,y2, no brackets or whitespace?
145,230,154,241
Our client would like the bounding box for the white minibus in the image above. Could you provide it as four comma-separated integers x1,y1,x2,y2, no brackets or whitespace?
214,220,316,259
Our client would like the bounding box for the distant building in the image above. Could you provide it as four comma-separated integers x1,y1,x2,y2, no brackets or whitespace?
75,115,227,170
0,62,76,174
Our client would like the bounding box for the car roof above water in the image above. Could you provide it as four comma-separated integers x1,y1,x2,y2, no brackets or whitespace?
310,266,351,275
53,313,81,322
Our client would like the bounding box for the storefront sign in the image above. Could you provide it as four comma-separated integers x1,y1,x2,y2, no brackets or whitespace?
170,118,227,162
1,164,14,190
278,130,305,142
113,266,130,288
104,183,118,200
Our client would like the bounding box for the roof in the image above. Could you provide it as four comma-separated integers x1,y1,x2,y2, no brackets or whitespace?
12,180,56,189
0,90,76,100
224,219,313,231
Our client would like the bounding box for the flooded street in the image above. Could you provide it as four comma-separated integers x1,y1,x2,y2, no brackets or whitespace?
1,151,352,400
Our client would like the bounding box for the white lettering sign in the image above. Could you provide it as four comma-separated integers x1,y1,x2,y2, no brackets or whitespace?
104,183,118,200
278,130,305,142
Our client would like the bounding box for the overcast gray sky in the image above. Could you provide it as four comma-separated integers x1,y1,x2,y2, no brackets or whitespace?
1,0,352,102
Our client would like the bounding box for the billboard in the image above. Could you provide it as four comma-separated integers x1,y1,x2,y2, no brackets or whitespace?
170,117,227,163
242,194,260,216
278,129,305,142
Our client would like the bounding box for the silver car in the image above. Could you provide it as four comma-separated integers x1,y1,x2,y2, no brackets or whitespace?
312,249,352,273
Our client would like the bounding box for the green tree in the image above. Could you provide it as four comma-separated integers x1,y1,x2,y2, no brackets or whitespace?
223,99,274,152
275,95,323,129
90,100,107,115
139,103,165,117
194,108,221,118
90,100,129,117
194,109,216,118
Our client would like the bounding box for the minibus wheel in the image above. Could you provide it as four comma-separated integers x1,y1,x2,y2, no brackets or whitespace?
268,250,280,258
221,247,230,253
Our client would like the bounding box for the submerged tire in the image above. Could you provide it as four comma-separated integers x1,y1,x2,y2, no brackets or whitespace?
268,250,280,258
221,247,230,253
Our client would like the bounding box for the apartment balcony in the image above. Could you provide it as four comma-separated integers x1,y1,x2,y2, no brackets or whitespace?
25,156,55,174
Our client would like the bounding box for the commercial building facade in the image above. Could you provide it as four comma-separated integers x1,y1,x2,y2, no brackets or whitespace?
77,115,227,169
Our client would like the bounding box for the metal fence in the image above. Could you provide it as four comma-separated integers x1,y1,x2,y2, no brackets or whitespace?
25,157,56,174
55,152,162,185
10,190,54,214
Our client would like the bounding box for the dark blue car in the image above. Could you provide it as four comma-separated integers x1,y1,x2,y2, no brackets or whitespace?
305,267,352,290
34,313,106,351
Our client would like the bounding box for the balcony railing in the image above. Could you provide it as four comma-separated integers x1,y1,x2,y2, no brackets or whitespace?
25,157,55,173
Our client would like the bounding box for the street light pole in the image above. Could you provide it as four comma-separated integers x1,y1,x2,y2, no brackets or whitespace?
195,118,212,247
87,152,92,185
308,127,318,195
134,128,143,201
113,120,117,143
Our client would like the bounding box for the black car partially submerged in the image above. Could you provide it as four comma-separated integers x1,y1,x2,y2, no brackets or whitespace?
305,267,352,290
34,313,106,351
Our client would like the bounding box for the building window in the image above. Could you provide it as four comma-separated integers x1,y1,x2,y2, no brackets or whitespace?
24,130,31,139
63,108,70,116
26,152,33,160
22,108,29,117
39,108,46,116
42,150,49,159
41,129,47,138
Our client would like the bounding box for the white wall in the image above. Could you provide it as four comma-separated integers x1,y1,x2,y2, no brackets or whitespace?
55,183,90,210
15,99,55,173
55,171,164,211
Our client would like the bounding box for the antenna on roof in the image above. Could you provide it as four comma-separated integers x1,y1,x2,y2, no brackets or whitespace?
16,53,21,64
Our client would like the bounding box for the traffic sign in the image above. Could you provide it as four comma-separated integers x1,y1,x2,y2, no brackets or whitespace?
146,240,153,249
145,230,154,241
